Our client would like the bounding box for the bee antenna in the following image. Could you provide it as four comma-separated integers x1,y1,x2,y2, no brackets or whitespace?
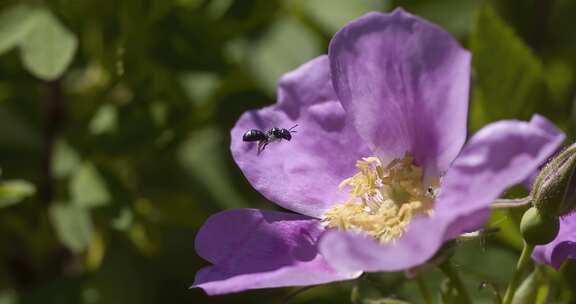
288,124,298,132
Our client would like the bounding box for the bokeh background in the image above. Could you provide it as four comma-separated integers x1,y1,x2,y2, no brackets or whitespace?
0,0,575,303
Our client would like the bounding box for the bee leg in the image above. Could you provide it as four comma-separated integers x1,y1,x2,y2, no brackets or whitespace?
257,142,263,155
257,141,268,155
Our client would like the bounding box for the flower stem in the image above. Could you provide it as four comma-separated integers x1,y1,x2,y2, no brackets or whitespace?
416,275,433,304
491,196,533,209
502,241,535,304
439,261,471,304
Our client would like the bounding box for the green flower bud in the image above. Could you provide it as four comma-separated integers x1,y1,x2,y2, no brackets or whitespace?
531,145,576,217
520,207,559,245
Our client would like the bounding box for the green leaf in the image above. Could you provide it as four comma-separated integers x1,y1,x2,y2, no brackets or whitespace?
83,246,154,304
178,127,247,209
89,104,118,135
0,179,35,207
179,72,221,106
149,102,168,127
440,278,460,304
250,17,321,93
301,0,385,33
52,139,81,179
111,208,133,231
350,280,383,304
544,60,574,106
19,8,77,80
0,4,39,55
206,0,233,19
453,238,517,282
489,209,524,250
0,290,17,304
469,5,543,130
175,0,204,8
392,0,478,36
69,162,111,208
49,203,93,253
368,300,412,304
512,271,538,304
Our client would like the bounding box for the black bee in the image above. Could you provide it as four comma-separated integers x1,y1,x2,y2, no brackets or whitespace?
242,125,298,155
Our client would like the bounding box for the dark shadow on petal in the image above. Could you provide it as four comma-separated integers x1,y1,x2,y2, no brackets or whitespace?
551,241,576,269
195,209,325,285
291,228,319,262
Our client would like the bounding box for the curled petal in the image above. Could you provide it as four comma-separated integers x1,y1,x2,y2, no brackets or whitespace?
231,56,369,218
329,9,471,176
521,115,567,189
193,209,360,295
320,115,564,272
533,213,576,268
437,114,565,238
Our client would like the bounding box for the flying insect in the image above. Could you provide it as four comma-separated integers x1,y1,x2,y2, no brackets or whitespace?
242,124,298,155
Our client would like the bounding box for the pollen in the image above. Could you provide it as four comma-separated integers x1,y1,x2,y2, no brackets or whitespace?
321,154,439,244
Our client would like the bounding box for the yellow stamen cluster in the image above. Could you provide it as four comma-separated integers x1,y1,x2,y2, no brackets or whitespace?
321,154,438,244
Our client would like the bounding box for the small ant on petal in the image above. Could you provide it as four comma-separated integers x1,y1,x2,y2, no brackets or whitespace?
242,124,298,155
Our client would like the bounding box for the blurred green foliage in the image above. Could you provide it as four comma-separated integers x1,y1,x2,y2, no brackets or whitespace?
0,0,574,303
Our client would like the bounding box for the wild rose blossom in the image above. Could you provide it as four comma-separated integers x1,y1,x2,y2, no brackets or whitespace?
193,9,565,295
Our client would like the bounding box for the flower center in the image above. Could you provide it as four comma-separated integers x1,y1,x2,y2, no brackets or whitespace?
321,154,438,244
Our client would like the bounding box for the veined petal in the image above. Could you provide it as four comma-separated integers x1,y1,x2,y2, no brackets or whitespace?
193,209,360,295
437,114,565,238
329,9,470,176
231,56,370,218
533,213,576,269
319,115,564,272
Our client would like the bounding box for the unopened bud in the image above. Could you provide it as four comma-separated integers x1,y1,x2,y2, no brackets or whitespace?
531,145,576,217
520,207,559,245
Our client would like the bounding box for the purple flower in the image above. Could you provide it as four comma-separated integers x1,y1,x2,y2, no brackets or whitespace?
193,9,565,295
533,213,576,269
